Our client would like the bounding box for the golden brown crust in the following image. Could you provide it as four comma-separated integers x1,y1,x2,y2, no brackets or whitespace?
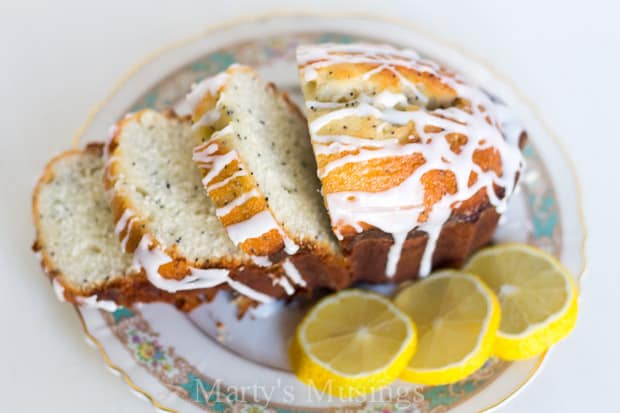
345,207,500,283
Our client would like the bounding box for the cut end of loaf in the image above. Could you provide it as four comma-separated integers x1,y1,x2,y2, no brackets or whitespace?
32,144,136,295
105,110,250,267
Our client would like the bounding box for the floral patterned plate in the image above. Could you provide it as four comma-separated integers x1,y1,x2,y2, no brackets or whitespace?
74,14,586,413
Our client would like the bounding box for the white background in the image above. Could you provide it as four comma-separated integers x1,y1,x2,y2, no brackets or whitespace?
1,0,617,411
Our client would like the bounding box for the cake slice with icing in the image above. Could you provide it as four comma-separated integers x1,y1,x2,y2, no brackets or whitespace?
187,65,349,291
104,110,293,303
32,144,209,312
297,43,524,282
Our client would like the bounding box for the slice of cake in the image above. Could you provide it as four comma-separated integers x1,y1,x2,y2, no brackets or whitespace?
297,43,524,282
32,144,207,311
187,65,349,289
104,109,328,303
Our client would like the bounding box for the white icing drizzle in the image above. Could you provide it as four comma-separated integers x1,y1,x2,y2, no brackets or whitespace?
192,108,221,131
186,69,232,112
114,208,133,235
215,188,261,218
193,138,237,184
224,210,300,257
211,124,235,140
374,90,409,108
251,255,273,267
207,170,247,191
132,235,273,303
51,278,118,312
386,231,408,277
272,275,295,295
225,277,275,303
298,44,524,277
52,277,67,302
225,210,282,245
121,219,134,252
305,101,345,110
298,43,435,104
114,208,135,252
282,235,300,255
282,258,307,287
75,295,119,312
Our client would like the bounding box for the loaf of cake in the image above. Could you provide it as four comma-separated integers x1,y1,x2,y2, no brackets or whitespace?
32,42,526,310
188,65,349,291
32,144,210,311
103,110,293,303
297,43,524,283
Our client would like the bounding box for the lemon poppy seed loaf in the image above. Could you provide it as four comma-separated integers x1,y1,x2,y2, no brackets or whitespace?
297,43,524,283
188,65,349,291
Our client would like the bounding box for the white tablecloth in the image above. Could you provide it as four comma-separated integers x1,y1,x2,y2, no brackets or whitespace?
1,1,616,411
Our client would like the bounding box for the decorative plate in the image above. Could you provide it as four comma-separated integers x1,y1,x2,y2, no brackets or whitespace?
73,14,586,413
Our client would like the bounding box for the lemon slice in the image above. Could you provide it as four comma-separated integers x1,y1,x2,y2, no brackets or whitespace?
465,243,579,360
393,271,500,385
290,290,417,397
